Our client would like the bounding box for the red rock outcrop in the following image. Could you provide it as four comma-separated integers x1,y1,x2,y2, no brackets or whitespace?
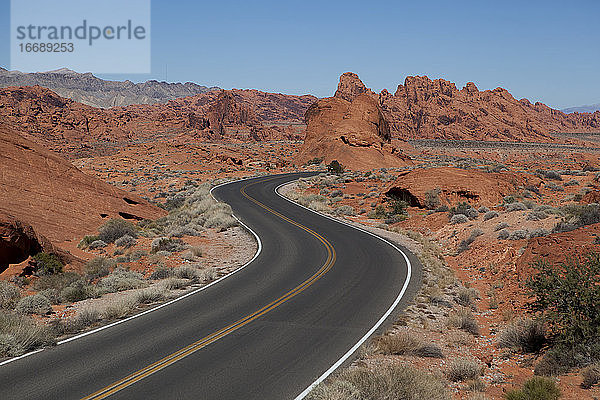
379,75,600,141
385,167,542,208
0,122,166,257
297,75,412,170
0,85,316,156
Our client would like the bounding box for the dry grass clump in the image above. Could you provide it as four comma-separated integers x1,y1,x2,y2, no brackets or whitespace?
102,298,138,320
0,281,21,309
135,287,167,304
308,362,449,400
0,311,56,357
457,287,480,307
445,358,483,382
448,307,480,335
376,331,443,358
160,278,189,290
99,268,146,293
581,364,600,389
505,376,560,400
497,318,545,353
173,265,200,281
15,294,52,315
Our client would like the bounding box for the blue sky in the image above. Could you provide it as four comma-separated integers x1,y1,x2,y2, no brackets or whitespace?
0,0,598,109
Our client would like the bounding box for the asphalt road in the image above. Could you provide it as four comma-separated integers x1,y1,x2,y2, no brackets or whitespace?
0,172,420,400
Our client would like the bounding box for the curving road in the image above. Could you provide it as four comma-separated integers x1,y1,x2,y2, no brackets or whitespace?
0,172,420,400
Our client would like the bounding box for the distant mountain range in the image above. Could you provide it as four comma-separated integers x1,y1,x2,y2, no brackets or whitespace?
562,104,600,114
0,67,219,108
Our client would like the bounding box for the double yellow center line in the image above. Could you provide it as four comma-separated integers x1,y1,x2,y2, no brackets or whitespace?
81,179,337,399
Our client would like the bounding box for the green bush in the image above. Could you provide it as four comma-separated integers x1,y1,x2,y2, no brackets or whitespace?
581,364,600,389
527,253,600,347
33,252,63,275
326,160,344,174
424,188,442,210
78,235,100,249
504,376,560,400
98,219,138,243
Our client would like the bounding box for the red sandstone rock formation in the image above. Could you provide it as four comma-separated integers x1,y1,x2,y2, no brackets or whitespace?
380,75,600,141
385,167,542,208
0,122,166,266
296,75,412,170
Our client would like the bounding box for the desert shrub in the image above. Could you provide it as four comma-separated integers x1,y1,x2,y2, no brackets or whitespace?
424,188,442,210
526,210,548,221
60,280,97,303
413,343,444,358
15,294,52,315
161,278,189,290
307,362,449,400
98,219,138,243
0,281,21,309
465,208,479,220
509,230,529,240
114,234,137,248
100,268,145,292
448,307,479,335
458,229,483,253
528,228,549,238
506,202,527,212
37,288,60,305
536,170,563,181
553,203,600,233
334,205,355,216
495,222,509,231
450,214,469,225
199,268,219,283
581,364,600,389
33,252,63,275
544,182,564,192
330,189,343,198
388,199,409,216
326,160,344,174
504,376,560,400
564,179,580,187
150,267,172,280
478,206,490,213
33,272,80,293
102,297,138,320
446,358,483,382
483,211,498,221
376,331,421,355
457,287,480,306
135,287,166,304
78,235,100,249
497,229,510,240
151,237,186,253
528,253,600,347
306,157,324,166
0,311,55,356
128,249,148,261
88,240,108,250
449,202,473,217
173,265,200,281
84,257,114,281
498,318,546,353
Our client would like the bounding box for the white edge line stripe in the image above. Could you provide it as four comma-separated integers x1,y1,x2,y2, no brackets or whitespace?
0,175,265,367
273,181,413,400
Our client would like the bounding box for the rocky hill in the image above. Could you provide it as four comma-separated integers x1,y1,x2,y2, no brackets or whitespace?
0,122,166,271
337,72,600,141
0,67,218,108
0,85,316,156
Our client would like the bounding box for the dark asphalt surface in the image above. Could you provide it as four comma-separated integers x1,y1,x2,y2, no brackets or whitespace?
0,172,421,400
